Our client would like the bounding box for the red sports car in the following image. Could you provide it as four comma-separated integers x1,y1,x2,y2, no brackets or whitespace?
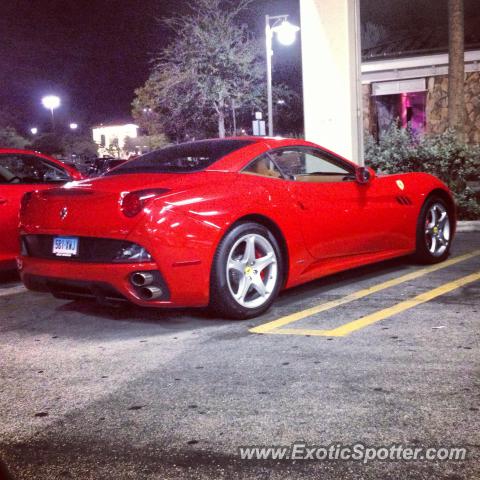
18,138,455,318
0,148,82,270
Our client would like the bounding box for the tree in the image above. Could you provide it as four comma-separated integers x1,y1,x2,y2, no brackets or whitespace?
133,0,298,140
124,134,170,155
0,127,28,149
0,107,26,134
106,138,122,158
133,69,215,141
62,133,98,159
361,22,389,50
29,133,97,159
448,0,466,138
29,133,64,156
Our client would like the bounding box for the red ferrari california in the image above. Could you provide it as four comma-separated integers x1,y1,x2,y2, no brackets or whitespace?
0,149,82,270
19,137,455,318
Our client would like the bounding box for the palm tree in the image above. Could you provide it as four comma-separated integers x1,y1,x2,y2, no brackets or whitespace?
448,0,466,138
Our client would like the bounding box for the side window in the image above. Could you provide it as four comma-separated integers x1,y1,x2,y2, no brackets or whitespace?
269,150,304,177
0,156,17,183
302,150,351,175
243,155,282,178
0,154,70,184
270,148,353,183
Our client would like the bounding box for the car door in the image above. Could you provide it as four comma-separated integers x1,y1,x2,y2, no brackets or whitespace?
269,147,403,261
0,153,73,266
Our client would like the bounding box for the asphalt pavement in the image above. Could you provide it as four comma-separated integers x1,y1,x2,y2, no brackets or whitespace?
0,232,479,479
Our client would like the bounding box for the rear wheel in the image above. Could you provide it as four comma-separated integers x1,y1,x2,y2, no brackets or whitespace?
414,196,452,264
210,222,283,319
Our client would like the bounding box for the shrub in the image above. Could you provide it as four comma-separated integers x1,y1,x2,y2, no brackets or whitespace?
365,124,480,220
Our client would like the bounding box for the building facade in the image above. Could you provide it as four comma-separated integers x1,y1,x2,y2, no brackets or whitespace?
362,46,480,143
92,123,138,158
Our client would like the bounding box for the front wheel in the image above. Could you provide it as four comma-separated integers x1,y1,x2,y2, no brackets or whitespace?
414,196,453,264
210,222,283,319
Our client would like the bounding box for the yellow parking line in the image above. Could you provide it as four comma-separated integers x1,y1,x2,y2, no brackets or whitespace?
264,271,480,337
265,327,339,337
250,250,480,335
314,270,480,336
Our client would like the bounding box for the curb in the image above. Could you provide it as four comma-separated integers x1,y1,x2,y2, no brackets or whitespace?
457,221,480,232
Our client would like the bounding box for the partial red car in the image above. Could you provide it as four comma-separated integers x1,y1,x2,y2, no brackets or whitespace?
18,138,455,318
0,149,82,270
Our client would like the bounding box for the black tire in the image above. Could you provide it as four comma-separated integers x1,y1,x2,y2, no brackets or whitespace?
209,222,284,319
413,195,453,264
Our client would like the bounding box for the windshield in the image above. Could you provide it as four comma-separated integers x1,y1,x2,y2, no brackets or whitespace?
106,139,255,175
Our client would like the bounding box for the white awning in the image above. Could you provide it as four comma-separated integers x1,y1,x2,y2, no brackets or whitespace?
372,78,426,96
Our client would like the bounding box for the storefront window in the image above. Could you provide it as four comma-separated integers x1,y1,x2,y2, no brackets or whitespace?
375,91,426,137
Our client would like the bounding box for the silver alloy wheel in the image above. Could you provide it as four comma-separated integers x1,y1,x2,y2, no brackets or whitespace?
226,233,278,309
425,202,450,257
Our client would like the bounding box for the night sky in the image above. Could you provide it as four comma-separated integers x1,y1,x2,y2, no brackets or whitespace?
1,0,479,135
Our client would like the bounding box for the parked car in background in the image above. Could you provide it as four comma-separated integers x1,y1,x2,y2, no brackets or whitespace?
18,137,456,318
0,149,83,270
87,156,127,177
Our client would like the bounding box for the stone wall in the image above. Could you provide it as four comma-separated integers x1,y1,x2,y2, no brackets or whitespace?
425,71,480,143
362,84,373,135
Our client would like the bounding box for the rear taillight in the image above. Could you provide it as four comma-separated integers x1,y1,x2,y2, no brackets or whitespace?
120,189,169,218
121,192,143,217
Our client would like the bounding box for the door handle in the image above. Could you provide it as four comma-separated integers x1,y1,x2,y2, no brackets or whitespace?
0,197,7,205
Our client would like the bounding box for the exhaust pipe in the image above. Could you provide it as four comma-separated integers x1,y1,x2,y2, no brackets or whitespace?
140,286,163,300
131,272,154,287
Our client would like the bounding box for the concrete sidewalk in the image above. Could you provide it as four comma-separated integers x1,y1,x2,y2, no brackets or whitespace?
457,220,480,232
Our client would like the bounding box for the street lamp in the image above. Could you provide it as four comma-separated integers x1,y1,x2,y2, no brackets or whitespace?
69,122,78,130
30,127,38,135
265,15,300,136
41,95,61,130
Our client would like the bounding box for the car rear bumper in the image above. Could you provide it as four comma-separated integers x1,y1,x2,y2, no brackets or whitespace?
23,274,128,304
19,209,222,307
0,255,17,271
18,256,209,308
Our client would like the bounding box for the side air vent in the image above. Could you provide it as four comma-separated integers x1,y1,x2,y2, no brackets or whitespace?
396,196,413,206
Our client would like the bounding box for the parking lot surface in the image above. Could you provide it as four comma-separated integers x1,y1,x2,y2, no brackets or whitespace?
1,232,479,479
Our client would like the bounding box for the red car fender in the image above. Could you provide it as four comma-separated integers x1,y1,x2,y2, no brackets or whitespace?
389,172,456,231
143,173,313,292
0,149,83,270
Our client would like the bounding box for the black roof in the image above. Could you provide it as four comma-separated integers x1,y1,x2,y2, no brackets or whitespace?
362,21,480,61
105,138,257,175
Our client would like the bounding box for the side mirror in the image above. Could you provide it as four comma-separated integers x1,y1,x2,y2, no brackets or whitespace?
355,166,374,185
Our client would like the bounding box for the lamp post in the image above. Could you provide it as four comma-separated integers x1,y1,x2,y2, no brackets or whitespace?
265,15,300,137
41,95,61,131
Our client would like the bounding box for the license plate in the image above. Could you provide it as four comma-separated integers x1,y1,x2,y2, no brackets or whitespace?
52,236,79,257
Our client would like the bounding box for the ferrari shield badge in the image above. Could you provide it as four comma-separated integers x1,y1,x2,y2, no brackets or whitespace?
396,180,405,191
